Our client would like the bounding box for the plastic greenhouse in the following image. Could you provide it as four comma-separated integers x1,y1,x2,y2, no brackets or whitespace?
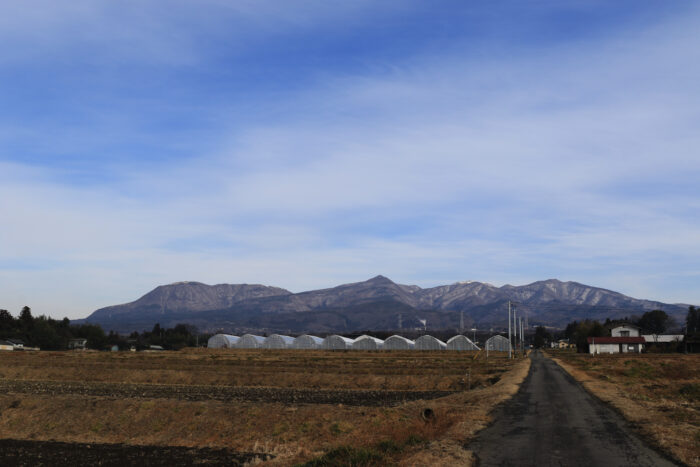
321,335,355,350
291,335,324,349
263,334,295,349
446,335,480,351
207,334,239,349
415,335,447,350
485,335,512,352
237,334,266,349
383,335,415,350
352,335,384,350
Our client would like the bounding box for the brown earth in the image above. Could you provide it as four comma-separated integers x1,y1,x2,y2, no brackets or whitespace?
550,351,700,466
0,438,271,466
0,349,529,465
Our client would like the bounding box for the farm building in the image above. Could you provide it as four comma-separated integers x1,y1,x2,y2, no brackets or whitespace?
321,335,355,350
207,334,239,349
292,335,324,349
415,335,446,350
611,324,640,337
263,334,295,349
383,335,415,350
446,335,479,351
353,335,384,350
68,338,87,350
237,334,266,349
485,335,512,352
642,334,684,343
0,340,14,351
588,336,644,354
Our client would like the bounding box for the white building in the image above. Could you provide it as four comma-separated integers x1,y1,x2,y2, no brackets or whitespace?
263,334,295,349
352,335,384,350
321,335,355,350
237,334,266,349
485,335,512,352
611,324,640,337
383,335,415,350
415,335,446,350
207,334,239,349
291,335,324,349
446,335,479,351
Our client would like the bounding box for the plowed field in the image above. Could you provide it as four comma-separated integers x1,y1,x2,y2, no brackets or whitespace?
0,348,522,465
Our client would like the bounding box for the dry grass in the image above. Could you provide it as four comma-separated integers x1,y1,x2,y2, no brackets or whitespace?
0,349,507,391
550,352,700,467
0,349,531,465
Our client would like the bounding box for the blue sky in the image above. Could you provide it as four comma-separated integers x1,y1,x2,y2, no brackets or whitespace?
1,1,699,319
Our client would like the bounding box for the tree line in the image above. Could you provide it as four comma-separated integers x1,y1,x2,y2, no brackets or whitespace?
0,306,202,350
533,306,699,352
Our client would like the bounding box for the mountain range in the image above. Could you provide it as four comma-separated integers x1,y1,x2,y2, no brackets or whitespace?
82,276,687,334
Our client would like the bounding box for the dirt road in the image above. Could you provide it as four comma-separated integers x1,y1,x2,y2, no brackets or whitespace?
468,351,679,466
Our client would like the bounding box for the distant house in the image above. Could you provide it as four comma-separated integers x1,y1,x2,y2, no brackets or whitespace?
0,340,15,351
3,339,24,350
611,324,640,337
589,326,645,354
68,338,88,350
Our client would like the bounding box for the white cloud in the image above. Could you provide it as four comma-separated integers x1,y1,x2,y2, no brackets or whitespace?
1,3,699,318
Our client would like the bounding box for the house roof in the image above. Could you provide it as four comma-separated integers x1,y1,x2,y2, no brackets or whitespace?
587,336,645,344
608,323,641,330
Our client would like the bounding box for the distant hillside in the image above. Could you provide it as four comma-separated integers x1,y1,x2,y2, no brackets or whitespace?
82,276,687,334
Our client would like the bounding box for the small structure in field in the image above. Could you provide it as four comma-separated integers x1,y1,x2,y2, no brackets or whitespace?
292,335,324,349
446,335,479,351
0,340,14,351
485,335,512,352
68,338,87,350
237,334,266,349
415,335,446,350
207,334,239,349
352,335,384,350
5,339,24,350
263,334,295,349
383,335,415,350
321,335,355,350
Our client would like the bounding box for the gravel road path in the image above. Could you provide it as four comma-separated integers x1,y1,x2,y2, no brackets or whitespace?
0,379,455,406
468,351,679,466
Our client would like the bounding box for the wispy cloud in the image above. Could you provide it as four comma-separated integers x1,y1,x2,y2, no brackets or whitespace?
0,2,699,318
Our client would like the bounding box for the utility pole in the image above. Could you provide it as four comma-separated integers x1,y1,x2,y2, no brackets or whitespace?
508,301,512,359
460,311,464,334
513,305,517,357
520,317,523,353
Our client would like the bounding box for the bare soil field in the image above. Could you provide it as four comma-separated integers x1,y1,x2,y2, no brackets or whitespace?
550,351,700,466
0,438,271,466
0,349,530,465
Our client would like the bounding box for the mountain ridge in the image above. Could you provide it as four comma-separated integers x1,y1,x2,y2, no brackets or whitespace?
83,276,687,333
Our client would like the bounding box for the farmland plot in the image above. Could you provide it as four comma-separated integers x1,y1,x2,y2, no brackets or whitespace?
0,349,528,465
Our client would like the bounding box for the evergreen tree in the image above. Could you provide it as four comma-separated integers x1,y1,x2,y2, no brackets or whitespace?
687,306,699,335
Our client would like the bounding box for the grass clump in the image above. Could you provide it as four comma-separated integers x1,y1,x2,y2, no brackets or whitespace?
679,383,700,401
297,446,385,467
